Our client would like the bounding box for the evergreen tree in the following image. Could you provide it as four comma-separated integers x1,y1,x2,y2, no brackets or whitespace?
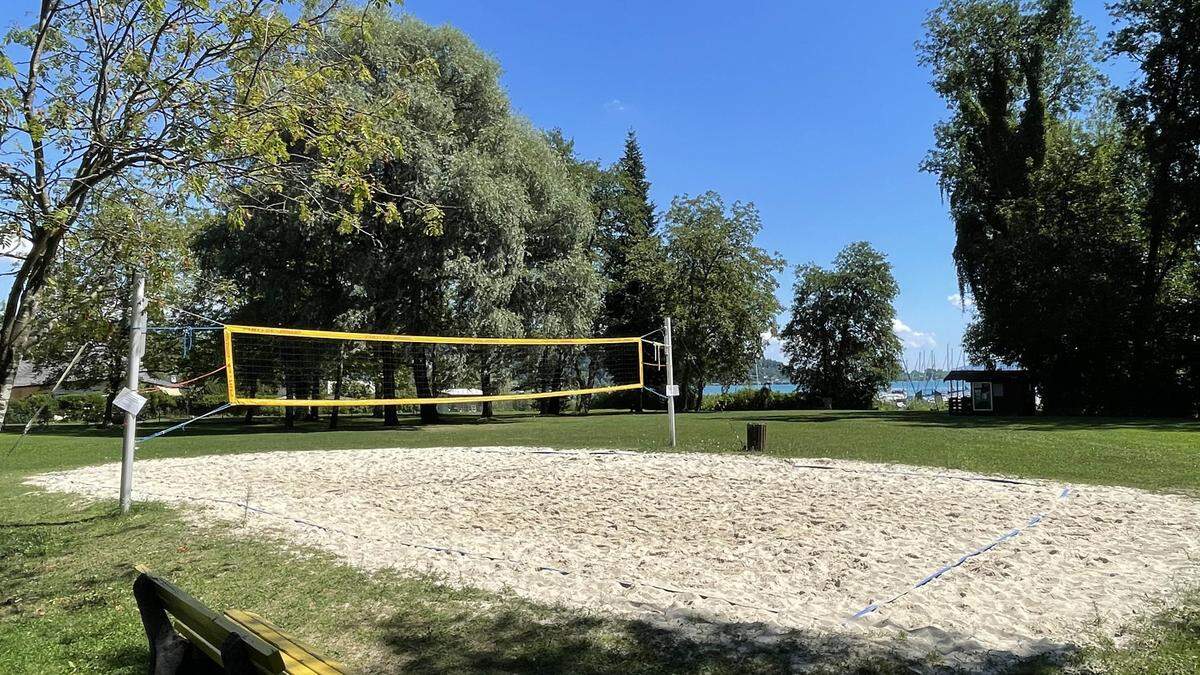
597,131,662,410
615,131,656,239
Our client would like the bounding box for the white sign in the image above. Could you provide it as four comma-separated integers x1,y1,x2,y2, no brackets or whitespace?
113,387,147,416
665,384,680,397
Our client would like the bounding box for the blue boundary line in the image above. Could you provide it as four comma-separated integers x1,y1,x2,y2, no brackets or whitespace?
847,486,1073,621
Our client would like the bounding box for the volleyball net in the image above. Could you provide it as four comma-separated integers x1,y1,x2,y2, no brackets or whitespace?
222,325,647,407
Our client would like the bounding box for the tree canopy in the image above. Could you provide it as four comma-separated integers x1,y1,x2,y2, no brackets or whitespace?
651,192,783,411
920,0,1199,415
0,0,404,424
196,14,601,422
781,242,902,409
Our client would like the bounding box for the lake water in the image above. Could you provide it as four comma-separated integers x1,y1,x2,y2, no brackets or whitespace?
702,379,949,397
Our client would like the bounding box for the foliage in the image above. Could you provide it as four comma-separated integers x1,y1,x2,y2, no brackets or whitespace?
589,131,663,411
5,393,109,426
919,0,1199,415
781,242,902,409
702,387,821,412
646,192,783,410
0,0,404,425
596,131,661,338
22,188,209,425
196,15,602,422
1109,0,1200,415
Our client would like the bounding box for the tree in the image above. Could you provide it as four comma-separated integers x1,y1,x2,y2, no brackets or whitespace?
781,242,901,408
1110,0,1200,414
193,202,363,428
652,192,782,411
25,189,203,425
0,0,406,425
594,131,662,411
917,0,1199,414
198,15,601,423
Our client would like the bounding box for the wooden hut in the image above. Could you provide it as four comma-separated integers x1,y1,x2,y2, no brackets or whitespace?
944,370,1036,416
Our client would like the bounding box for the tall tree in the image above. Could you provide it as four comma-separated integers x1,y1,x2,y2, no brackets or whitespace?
781,242,902,409
651,192,782,411
921,0,1200,415
25,188,203,425
199,15,601,424
596,131,661,410
918,0,1176,413
0,0,405,425
1110,0,1200,413
919,0,1099,304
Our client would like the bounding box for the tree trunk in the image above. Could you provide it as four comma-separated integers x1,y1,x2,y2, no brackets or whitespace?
283,373,297,429
103,390,116,427
480,363,493,419
242,381,258,424
0,228,66,427
411,345,438,424
307,374,320,421
329,346,343,430
102,377,120,427
381,343,399,426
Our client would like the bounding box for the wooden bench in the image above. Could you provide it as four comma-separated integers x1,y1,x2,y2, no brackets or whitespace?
133,565,351,674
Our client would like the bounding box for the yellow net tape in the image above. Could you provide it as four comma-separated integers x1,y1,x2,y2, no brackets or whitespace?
223,325,645,407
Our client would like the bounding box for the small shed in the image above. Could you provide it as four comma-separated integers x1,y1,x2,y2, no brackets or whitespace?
944,370,1036,416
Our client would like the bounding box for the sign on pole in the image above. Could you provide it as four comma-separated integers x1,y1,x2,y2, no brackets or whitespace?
113,387,147,416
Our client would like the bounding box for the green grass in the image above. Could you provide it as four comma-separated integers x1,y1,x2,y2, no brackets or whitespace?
1,409,1198,673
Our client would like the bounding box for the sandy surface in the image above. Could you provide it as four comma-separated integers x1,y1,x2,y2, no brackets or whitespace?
29,447,1200,669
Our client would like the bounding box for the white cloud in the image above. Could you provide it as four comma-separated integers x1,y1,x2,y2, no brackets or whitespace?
603,98,628,113
892,317,936,349
0,236,31,274
761,331,785,362
947,292,975,311
0,236,31,260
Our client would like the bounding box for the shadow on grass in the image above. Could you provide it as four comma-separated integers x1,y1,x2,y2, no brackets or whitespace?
710,410,1200,433
376,601,1072,674
96,644,150,674
2,410,610,440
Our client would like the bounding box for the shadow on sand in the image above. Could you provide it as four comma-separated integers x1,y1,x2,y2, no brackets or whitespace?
374,600,1071,674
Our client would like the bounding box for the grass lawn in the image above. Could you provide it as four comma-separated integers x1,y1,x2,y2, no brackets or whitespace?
1,409,1198,673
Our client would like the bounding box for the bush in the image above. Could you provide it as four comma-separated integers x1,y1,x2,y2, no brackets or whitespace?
7,392,112,425
6,394,59,426
702,387,825,412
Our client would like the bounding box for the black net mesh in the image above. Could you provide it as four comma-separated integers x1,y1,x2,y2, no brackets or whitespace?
225,328,643,406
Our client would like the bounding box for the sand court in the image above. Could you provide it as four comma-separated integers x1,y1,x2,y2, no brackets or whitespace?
29,447,1200,665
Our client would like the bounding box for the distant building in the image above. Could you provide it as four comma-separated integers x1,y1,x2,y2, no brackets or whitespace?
944,370,1036,416
9,361,183,400
437,387,484,413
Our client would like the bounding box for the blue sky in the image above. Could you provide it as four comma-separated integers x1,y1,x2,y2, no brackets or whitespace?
398,0,1132,367
0,1,1132,368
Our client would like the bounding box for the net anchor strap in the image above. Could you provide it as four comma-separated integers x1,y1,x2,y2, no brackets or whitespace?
138,403,234,444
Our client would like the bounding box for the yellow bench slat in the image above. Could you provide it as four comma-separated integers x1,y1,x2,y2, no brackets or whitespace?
225,609,352,674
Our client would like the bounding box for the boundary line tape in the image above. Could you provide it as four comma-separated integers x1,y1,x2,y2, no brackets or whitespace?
846,486,1073,622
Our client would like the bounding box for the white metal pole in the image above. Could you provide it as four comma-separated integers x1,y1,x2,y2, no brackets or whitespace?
664,316,677,447
120,272,147,514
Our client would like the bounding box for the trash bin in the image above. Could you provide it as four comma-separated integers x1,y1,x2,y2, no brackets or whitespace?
747,422,766,452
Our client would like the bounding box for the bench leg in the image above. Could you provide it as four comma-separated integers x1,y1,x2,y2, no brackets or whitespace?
133,574,219,675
